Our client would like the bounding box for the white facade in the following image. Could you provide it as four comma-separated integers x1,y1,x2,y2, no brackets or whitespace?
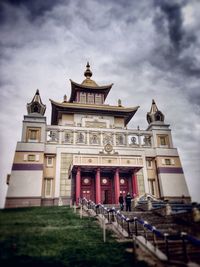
5,66,191,207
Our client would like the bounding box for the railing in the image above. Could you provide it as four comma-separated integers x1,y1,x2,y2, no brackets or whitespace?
80,198,200,264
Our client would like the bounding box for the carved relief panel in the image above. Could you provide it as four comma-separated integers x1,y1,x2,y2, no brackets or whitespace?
89,132,100,145
63,131,73,144
47,130,59,142
127,134,139,146
76,131,86,144
141,135,152,147
103,133,113,145
116,133,126,145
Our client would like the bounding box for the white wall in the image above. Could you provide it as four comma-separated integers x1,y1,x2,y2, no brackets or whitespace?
159,173,190,197
7,171,43,197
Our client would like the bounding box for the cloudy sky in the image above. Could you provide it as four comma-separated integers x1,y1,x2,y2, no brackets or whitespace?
0,0,199,207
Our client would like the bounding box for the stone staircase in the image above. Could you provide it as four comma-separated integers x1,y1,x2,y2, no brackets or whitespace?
103,201,200,266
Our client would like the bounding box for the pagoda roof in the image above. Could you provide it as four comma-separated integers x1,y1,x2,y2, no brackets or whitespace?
69,79,113,102
50,99,139,126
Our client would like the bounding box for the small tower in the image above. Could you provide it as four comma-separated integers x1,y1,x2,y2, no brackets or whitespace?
27,89,46,116
147,99,164,124
145,99,190,202
5,90,47,208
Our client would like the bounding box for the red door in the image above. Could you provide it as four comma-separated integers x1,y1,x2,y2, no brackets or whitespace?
81,177,95,202
101,177,113,204
82,190,91,200
119,177,130,198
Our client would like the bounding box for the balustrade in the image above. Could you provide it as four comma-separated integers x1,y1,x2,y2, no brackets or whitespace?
46,126,153,148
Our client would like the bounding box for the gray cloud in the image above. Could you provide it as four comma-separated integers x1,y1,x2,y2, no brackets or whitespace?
0,0,199,207
153,0,200,78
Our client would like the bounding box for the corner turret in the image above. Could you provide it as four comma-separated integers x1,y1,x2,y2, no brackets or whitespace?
147,99,164,124
27,89,46,116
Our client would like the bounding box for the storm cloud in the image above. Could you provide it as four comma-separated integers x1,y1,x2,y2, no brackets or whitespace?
0,0,199,207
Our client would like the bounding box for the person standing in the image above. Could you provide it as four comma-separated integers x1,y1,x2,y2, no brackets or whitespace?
119,193,124,211
125,192,132,212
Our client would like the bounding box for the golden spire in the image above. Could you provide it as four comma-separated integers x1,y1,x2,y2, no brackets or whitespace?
81,62,98,87
84,62,92,79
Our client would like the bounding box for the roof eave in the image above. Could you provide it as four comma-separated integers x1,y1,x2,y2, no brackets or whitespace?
69,79,113,102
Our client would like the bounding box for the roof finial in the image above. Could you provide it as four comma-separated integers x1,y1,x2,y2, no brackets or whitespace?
146,99,165,124
63,94,67,103
84,62,92,79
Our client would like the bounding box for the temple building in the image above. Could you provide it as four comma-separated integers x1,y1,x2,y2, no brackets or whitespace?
5,63,190,208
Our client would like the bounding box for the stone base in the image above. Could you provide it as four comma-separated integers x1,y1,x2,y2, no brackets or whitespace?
41,197,71,206
162,196,191,204
41,198,58,206
58,197,71,205
5,197,41,208
5,196,72,208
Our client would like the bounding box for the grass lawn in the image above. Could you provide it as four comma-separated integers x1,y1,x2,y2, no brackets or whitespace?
0,206,148,267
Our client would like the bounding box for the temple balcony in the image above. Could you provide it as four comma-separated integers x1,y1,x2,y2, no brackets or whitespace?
46,126,153,148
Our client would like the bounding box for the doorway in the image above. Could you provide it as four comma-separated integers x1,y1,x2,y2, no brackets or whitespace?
101,189,112,204
101,176,113,204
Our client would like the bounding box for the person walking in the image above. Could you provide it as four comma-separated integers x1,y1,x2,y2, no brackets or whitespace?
119,193,124,211
125,192,132,212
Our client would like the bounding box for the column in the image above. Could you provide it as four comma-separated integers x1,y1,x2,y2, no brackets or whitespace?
95,168,101,203
58,129,62,144
132,171,138,197
76,167,81,205
114,168,120,204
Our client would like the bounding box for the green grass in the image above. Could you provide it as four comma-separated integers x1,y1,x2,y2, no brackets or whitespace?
0,206,148,267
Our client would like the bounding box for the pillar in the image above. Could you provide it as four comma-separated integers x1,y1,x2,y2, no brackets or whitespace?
76,167,81,204
96,168,101,203
132,171,138,197
114,168,120,204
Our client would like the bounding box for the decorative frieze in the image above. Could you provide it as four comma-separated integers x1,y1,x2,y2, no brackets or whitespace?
46,127,153,148
72,154,143,167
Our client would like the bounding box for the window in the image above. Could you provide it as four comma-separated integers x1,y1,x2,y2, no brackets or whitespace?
28,154,36,161
47,157,53,167
160,136,166,146
149,179,156,196
87,93,94,104
95,94,102,104
165,159,171,165
30,130,37,140
80,92,86,103
147,160,152,168
45,178,52,197
31,103,41,113
27,128,40,142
